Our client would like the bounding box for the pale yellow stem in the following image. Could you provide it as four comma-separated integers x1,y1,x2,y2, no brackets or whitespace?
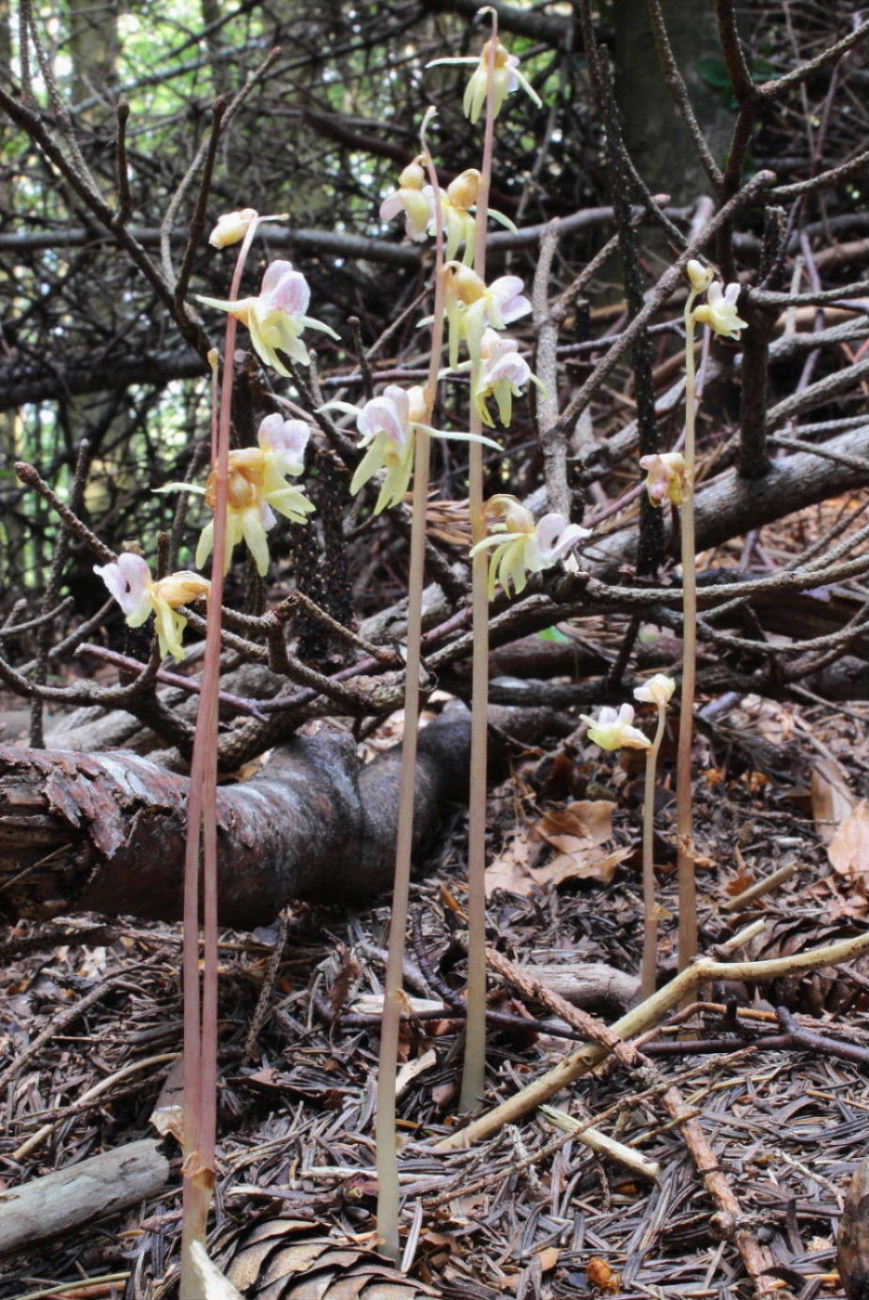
640,704,667,999
460,20,499,1115
375,137,446,1260
436,932,868,1150
675,293,699,971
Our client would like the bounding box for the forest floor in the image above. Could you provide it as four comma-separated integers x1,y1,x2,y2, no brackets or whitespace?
0,499,867,1300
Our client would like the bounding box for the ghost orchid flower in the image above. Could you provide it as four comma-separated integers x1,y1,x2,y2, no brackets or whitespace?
474,329,538,426
197,260,339,376
469,494,591,599
208,208,259,249
633,673,676,708
195,413,315,576
579,703,651,752
428,37,542,125
94,552,211,663
379,158,436,243
639,451,688,506
323,385,502,516
692,280,748,341
443,263,531,370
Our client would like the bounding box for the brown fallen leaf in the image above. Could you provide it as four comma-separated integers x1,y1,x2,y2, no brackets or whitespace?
811,756,857,844
837,1156,869,1300
484,832,543,898
533,846,632,887
534,799,617,851
827,800,869,881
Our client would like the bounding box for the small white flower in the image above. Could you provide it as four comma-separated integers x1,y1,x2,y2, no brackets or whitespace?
428,38,542,125
633,674,676,708
692,280,748,341
323,386,502,516
444,264,532,370
579,703,651,752
379,159,434,242
474,330,536,426
94,553,210,662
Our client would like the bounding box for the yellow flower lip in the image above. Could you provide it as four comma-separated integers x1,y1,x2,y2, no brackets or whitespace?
580,704,652,751
154,571,211,608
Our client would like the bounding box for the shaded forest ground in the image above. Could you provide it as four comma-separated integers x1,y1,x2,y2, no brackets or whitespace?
0,494,866,1300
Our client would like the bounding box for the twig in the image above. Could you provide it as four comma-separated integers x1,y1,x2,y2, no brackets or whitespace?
553,171,776,438
433,932,868,1149
660,1085,781,1297
644,0,723,188
532,220,570,519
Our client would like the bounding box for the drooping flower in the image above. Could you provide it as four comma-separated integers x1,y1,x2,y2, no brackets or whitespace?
633,674,676,708
474,329,537,426
692,280,748,341
444,263,532,370
379,159,435,243
208,208,259,249
639,451,688,507
380,164,516,265
350,385,423,515
323,386,502,516
469,494,591,599
197,260,339,376
686,259,715,293
579,703,651,752
428,37,542,125
195,414,316,576
94,552,210,663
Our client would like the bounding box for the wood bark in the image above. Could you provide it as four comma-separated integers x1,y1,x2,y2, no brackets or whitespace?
0,1139,168,1257
0,710,560,927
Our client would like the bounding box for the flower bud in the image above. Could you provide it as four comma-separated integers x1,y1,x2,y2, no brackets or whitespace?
398,160,426,190
452,264,486,305
447,169,481,209
208,208,258,249
633,674,676,708
686,259,714,293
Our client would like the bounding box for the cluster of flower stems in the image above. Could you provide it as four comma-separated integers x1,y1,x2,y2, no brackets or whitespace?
89,18,748,1290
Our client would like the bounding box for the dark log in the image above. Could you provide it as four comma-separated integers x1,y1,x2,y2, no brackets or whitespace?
0,710,563,928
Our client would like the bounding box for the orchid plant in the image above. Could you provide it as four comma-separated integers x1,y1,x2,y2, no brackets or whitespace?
581,674,675,1000
83,20,560,1280
659,260,747,970
470,495,591,599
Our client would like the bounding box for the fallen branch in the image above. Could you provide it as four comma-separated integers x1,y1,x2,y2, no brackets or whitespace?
0,1139,168,1258
0,709,559,926
434,932,869,1149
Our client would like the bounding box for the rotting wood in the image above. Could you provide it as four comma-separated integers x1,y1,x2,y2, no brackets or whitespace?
0,708,562,927
0,1138,169,1257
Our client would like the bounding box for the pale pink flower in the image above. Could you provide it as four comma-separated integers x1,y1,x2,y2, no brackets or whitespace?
639,451,688,507
198,260,338,375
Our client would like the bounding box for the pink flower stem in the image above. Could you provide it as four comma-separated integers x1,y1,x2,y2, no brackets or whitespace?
179,219,260,1296
460,8,498,1116
375,125,447,1262
641,701,668,999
